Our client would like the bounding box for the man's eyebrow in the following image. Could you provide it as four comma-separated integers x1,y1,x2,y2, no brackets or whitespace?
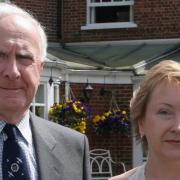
17,51,33,55
17,49,35,56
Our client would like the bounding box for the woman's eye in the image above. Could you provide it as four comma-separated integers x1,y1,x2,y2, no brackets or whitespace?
0,52,6,58
159,110,170,115
157,109,173,119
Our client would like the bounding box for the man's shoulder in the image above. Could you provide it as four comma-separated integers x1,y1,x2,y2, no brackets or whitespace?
30,113,86,140
108,168,137,180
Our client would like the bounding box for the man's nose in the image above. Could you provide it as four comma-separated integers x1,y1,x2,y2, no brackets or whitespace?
2,58,20,80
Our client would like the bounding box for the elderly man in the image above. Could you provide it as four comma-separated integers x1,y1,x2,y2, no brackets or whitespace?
0,3,90,180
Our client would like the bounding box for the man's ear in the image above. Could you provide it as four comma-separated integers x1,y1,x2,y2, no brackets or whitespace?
39,62,44,73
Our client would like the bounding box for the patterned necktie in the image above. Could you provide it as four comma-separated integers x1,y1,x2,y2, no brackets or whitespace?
2,124,31,180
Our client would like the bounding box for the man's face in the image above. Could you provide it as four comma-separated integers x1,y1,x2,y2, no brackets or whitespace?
0,15,44,117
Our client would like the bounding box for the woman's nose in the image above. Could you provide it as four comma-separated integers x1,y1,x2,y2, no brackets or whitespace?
171,116,180,133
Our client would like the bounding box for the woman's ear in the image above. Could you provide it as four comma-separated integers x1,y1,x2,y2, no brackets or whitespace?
138,119,145,138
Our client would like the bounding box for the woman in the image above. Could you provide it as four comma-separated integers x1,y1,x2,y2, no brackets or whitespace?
110,60,180,180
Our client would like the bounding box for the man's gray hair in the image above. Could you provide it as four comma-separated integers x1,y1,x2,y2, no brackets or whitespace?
0,2,47,61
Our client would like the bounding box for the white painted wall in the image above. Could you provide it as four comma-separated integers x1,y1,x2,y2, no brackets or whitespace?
131,76,144,167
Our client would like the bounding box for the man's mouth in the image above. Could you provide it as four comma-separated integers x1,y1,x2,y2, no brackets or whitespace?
0,86,22,90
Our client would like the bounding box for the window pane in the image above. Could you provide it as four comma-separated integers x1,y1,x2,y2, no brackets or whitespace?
95,6,130,23
35,106,44,118
35,84,44,103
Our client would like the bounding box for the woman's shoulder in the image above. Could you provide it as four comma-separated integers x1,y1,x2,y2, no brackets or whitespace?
108,166,141,180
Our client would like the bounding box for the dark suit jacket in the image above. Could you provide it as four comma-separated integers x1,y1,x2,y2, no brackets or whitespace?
30,113,91,180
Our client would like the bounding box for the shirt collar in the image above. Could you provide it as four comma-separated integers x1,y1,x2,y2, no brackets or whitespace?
0,110,32,146
0,120,5,134
16,110,32,146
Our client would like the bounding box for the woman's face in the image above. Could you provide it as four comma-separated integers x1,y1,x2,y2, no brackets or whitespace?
139,81,180,160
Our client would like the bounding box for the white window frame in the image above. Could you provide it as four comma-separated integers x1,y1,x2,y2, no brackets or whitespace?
81,0,137,30
31,83,47,118
54,84,60,103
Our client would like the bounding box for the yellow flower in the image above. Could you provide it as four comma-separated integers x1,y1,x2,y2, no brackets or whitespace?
73,120,86,134
92,115,101,123
104,111,112,117
122,110,126,114
49,107,54,114
73,103,81,113
101,116,106,121
65,98,71,103
56,103,62,109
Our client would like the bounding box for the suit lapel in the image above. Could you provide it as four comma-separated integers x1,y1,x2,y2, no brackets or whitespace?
30,114,64,180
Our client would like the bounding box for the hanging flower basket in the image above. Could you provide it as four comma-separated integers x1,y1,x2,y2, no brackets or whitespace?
49,99,90,134
90,93,130,135
91,109,130,135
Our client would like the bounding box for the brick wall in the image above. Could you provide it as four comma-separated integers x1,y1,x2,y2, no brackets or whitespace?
11,0,180,43
60,82,133,173
62,0,180,42
12,0,60,42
